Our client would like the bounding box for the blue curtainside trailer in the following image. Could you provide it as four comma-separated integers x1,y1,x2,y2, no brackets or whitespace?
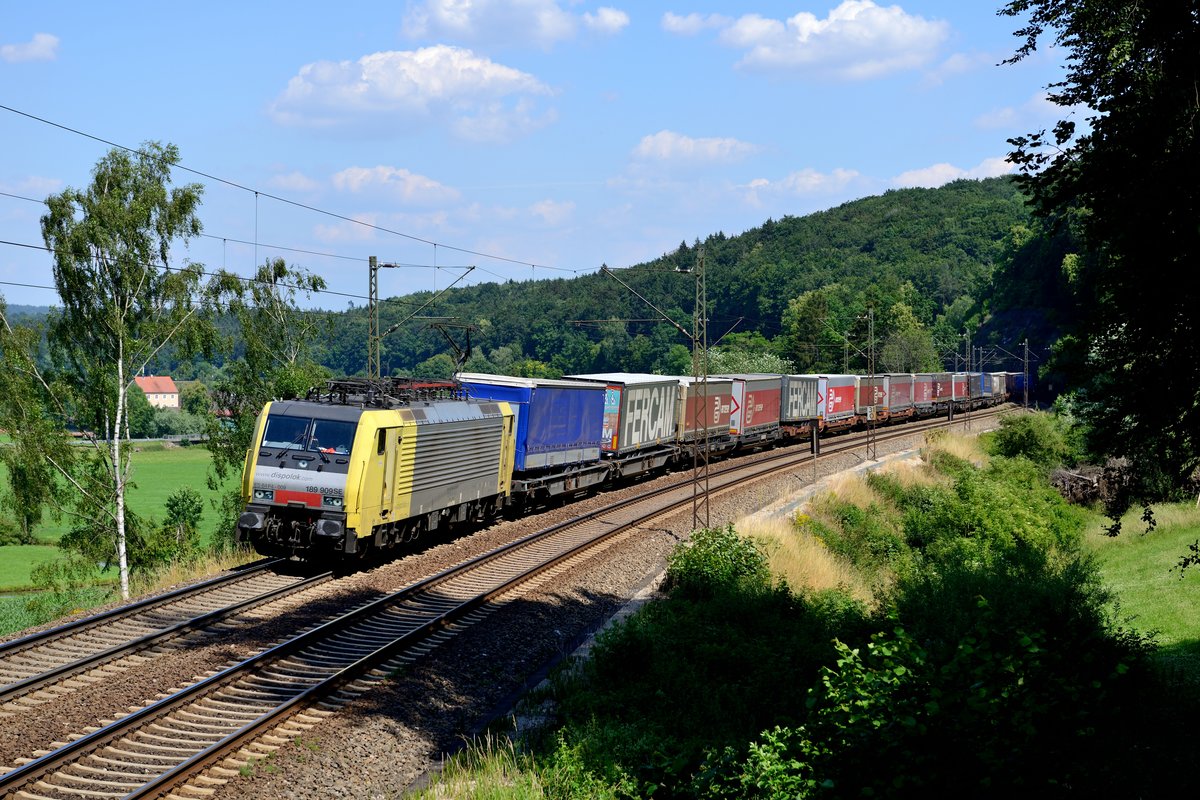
457,373,606,472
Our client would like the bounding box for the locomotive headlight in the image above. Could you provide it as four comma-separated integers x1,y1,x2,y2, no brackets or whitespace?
322,495,343,508
253,489,275,501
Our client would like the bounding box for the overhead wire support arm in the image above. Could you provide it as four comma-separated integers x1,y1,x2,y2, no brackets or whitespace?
599,265,693,343
369,257,475,381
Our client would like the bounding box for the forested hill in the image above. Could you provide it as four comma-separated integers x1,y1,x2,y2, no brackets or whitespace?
308,176,1033,379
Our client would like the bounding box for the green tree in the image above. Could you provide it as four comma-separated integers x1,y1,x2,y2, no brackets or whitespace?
179,381,210,416
0,303,75,542
1001,0,1200,494
708,349,795,375
37,142,213,598
880,302,939,372
205,258,328,549
126,384,156,439
413,352,456,380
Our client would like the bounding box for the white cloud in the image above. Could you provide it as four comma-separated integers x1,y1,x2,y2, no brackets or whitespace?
403,0,627,48
267,171,319,193
922,51,993,86
269,45,554,142
313,213,382,243
1,175,62,196
584,7,630,35
741,167,861,205
529,199,575,225
1,33,59,63
661,12,731,36
892,156,1013,188
632,130,758,163
974,92,1062,130
332,166,460,205
450,97,558,143
710,1,948,80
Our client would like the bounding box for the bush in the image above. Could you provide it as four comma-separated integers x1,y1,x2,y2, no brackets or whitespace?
663,524,770,597
0,515,35,546
549,528,869,796
711,578,1155,798
987,411,1074,469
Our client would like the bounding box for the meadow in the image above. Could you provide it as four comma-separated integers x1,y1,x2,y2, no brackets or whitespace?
0,442,237,591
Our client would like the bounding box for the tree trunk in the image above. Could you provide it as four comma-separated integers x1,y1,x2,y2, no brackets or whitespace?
114,354,130,600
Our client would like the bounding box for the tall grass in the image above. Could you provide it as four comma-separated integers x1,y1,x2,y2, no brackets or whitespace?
737,516,873,605
923,429,988,466
128,548,260,597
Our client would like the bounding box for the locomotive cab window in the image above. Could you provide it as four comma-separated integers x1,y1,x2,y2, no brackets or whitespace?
261,415,310,451
377,429,386,454
310,419,355,455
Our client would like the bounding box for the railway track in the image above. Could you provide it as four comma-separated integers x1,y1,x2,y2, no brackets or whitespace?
0,561,332,711
0,407,1004,800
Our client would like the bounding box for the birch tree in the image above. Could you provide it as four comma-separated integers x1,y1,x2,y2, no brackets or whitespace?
39,141,208,599
204,259,328,549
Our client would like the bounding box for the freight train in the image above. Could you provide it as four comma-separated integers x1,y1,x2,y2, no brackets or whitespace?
236,370,1021,559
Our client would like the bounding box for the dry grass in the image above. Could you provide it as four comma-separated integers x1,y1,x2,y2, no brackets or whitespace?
922,429,988,466
739,514,874,605
877,456,941,490
129,549,259,598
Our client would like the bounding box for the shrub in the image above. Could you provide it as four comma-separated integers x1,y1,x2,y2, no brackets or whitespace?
0,515,35,546
987,411,1074,469
663,524,770,597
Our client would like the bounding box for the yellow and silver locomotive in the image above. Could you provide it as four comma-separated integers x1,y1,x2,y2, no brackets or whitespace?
237,380,515,558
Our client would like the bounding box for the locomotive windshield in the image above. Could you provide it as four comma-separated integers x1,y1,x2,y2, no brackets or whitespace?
262,414,356,455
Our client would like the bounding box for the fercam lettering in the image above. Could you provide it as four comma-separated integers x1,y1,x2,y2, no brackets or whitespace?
623,385,672,445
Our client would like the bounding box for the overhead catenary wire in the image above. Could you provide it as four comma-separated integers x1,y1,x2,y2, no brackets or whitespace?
0,237,459,309
1,170,491,275
0,102,584,276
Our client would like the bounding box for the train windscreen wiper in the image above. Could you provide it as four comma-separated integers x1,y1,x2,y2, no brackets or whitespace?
271,427,309,460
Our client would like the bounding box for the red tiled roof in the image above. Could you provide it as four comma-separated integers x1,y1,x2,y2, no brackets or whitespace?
134,375,178,395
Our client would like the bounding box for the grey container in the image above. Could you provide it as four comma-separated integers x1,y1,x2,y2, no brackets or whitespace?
566,372,679,455
780,374,820,423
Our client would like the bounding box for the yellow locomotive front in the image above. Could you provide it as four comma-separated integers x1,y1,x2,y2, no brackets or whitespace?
237,400,362,556
238,389,516,560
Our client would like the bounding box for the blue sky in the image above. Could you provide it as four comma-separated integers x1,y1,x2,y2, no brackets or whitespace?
0,1,1067,310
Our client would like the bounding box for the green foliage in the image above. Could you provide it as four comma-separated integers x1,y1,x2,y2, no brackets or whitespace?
34,141,220,599
0,516,35,546
126,385,156,439
707,348,794,375
147,486,205,565
807,498,911,576
1001,0,1200,497
205,258,329,488
857,455,1088,570
663,524,770,597
0,303,76,541
20,554,114,629
985,411,1074,469
540,524,869,796
179,381,211,416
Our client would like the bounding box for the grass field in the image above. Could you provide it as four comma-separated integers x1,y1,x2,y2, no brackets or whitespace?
0,545,63,592
0,442,238,591
1085,502,1200,645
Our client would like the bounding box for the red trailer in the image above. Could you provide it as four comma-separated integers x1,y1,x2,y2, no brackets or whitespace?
818,374,859,431
857,375,889,422
674,376,734,444
885,373,914,420
718,373,782,447
912,373,936,411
